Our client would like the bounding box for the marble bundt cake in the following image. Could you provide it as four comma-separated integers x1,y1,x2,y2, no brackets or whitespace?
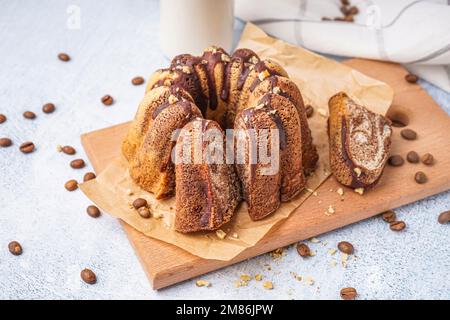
122,46,319,232
328,92,392,191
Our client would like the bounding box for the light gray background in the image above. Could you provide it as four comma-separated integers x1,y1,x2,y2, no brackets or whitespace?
0,0,449,300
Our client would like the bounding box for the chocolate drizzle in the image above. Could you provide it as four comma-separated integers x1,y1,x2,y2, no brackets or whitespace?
201,48,229,111
340,116,365,188
249,62,282,92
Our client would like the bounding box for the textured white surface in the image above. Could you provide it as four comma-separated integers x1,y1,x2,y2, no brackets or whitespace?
0,0,449,300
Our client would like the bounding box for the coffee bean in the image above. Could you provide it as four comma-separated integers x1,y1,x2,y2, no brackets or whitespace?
388,155,404,167
101,95,114,106
340,287,357,300
23,111,36,119
338,241,354,254
340,6,350,15
421,153,434,166
65,179,78,191
0,137,12,147
19,141,35,153
132,76,145,85
80,268,96,284
83,172,96,182
8,241,23,256
58,53,71,62
42,103,56,114
61,145,76,155
349,6,359,15
132,198,147,209
390,119,406,128
137,207,151,218
381,210,396,223
438,211,450,224
321,17,331,21
0,114,6,123
305,105,314,118
86,205,101,218
341,0,350,5
390,220,406,231
70,158,86,169
400,128,417,140
296,243,311,257
406,151,420,163
405,73,418,83
415,171,427,184
344,15,354,22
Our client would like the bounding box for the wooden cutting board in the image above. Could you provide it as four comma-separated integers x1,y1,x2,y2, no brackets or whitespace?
81,59,450,290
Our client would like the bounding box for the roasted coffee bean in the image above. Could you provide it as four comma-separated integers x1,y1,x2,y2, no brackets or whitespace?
0,114,6,123
305,105,314,118
80,268,96,284
70,158,86,169
65,179,78,191
438,211,450,224
388,155,404,167
390,119,406,127
132,198,147,209
61,145,76,155
348,6,359,15
8,241,23,256
58,53,71,62
131,76,145,85
415,171,427,184
0,137,12,147
23,111,36,119
338,241,354,254
42,103,56,114
344,15,354,22
390,220,406,231
405,73,418,83
400,128,417,140
341,0,350,5
19,141,35,153
137,207,151,218
340,6,350,15
340,287,357,300
101,95,114,106
83,172,96,182
381,210,396,223
296,243,311,257
321,17,331,21
406,151,420,163
86,205,101,218
421,153,434,166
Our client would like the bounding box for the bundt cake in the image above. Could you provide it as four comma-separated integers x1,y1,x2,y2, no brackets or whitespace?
328,92,392,190
122,46,319,232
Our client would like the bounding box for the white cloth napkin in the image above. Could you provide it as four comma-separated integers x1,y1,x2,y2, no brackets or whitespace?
235,0,450,92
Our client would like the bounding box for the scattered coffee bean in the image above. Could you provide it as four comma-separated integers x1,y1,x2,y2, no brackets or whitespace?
341,0,350,5
406,151,420,163
438,211,450,224
321,17,331,21
58,53,71,62
8,241,23,256
61,145,76,155
83,172,96,182
23,111,36,119
42,103,56,114
421,153,434,166
137,207,151,218
0,137,12,147
131,76,145,85
296,243,311,257
405,73,418,83
344,15,354,22
0,114,6,124
340,6,350,15
305,105,314,118
337,241,354,254
132,198,147,209
86,205,101,218
19,141,35,153
381,210,396,223
414,171,427,184
348,6,359,15
390,119,407,127
70,158,86,169
340,287,357,300
400,128,417,140
101,94,114,106
390,220,406,231
388,155,404,167
80,268,97,284
65,179,78,191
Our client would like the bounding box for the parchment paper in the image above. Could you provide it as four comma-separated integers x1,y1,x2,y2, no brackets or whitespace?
80,23,393,261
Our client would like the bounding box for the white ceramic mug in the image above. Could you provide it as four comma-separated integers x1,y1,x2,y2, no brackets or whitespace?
160,0,234,58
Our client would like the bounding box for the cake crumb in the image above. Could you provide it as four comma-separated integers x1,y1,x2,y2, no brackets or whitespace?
263,281,273,290
354,188,364,195
181,66,191,74
354,167,362,177
337,188,344,196
255,274,263,281
309,237,320,243
240,274,252,282
341,253,349,268
328,248,337,255
221,54,230,62
269,247,286,260
168,94,179,104
232,232,239,239
272,86,281,94
56,144,62,152
258,70,270,81
306,277,315,286
327,205,335,214
216,229,227,239
233,280,248,288
195,280,210,287
317,108,328,117
126,189,133,196
153,212,164,219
